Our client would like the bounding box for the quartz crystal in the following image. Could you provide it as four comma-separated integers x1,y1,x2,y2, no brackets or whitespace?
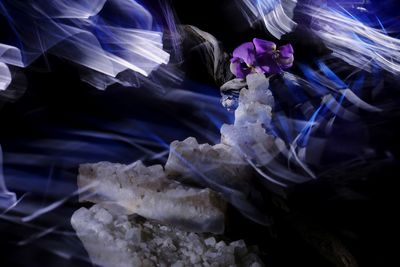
165,137,252,192
78,161,226,233
220,73,285,166
71,204,264,267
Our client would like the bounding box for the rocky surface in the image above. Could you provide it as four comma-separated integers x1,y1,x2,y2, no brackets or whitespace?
165,137,252,191
71,204,264,267
78,161,226,233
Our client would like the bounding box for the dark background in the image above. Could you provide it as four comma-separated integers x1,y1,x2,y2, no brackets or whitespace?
1,1,400,266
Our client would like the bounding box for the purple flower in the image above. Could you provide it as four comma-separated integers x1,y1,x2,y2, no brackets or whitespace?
230,38,294,79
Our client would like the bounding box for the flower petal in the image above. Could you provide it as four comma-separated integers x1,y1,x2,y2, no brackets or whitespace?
278,54,294,69
230,58,253,78
277,44,294,69
232,42,256,66
256,54,281,74
278,44,294,58
253,38,276,54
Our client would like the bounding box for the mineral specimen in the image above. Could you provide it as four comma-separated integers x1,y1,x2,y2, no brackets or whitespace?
78,161,226,234
71,204,264,267
220,73,285,166
165,137,252,192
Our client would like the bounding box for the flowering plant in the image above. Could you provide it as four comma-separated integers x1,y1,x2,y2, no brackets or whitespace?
230,38,294,78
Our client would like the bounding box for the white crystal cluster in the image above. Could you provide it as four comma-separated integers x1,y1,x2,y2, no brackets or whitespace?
78,161,226,234
168,74,285,176
221,74,285,166
165,137,252,191
72,73,283,266
72,205,263,267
